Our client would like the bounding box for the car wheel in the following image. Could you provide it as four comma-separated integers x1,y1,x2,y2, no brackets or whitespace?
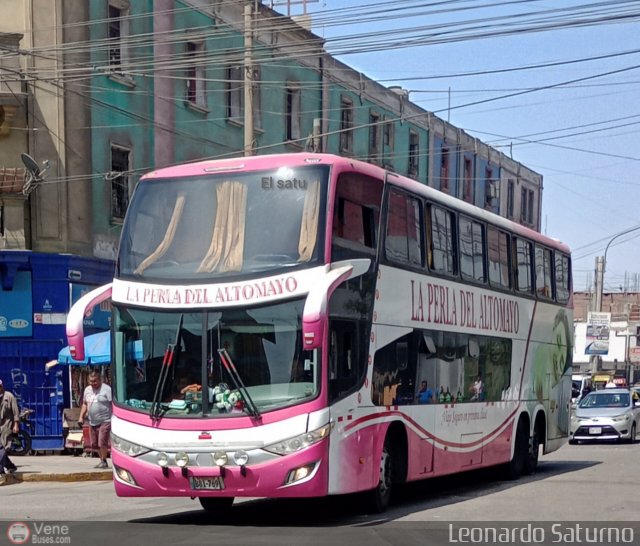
627,423,636,444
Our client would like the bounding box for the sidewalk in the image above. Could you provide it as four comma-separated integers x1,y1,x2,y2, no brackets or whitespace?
2,453,113,484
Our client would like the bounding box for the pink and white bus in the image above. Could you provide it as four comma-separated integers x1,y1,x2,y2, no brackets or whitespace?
67,153,572,513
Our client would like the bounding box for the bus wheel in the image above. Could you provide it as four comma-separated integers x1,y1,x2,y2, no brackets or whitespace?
366,437,394,513
523,426,540,475
503,419,527,480
198,497,234,512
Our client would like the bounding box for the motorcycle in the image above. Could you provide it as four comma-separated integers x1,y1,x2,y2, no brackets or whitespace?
6,408,34,456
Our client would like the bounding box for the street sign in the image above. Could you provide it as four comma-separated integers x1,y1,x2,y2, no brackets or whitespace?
585,312,611,355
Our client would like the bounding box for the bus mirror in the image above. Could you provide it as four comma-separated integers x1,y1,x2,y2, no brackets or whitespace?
66,283,112,362
302,259,370,352
303,318,324,350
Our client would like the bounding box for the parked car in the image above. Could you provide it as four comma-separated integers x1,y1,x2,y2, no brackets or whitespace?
571,374,592,406
569,388,639,444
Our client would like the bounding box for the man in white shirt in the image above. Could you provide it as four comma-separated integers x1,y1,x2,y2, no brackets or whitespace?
78,371,112,469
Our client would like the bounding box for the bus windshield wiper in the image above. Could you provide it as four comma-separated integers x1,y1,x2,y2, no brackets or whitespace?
218,348,261,419
150,314,183,420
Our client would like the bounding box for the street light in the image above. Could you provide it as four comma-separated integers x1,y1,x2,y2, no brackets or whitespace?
596,224,640,312
595,225,640,384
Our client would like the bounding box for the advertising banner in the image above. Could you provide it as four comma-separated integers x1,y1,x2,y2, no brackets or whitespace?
585,311,611,355
0,271,32,337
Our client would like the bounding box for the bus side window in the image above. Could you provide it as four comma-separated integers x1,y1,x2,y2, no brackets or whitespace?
329,320,363,402
535,244,553,299
513,237,533,294
426,204,457,276
331,173,382,261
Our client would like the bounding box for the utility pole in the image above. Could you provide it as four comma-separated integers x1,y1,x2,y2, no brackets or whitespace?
594,256,604,312
244,2,254,156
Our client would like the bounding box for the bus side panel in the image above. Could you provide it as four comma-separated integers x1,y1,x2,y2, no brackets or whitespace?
327,403,384,495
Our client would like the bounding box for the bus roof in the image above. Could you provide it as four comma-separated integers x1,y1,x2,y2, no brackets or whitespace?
141,153,570,254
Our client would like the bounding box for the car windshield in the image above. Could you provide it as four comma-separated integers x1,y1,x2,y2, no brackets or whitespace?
112,298,320,417
578,392,630,409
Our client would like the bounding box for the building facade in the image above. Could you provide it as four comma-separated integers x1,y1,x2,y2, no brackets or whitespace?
0,0,547,446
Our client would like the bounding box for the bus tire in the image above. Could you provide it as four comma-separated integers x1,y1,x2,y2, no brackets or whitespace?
503,419,527,480
198,497,234,513
366,436,394,513
523,425,540,476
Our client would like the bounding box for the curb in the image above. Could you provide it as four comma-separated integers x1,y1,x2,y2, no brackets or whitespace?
12,471,113,483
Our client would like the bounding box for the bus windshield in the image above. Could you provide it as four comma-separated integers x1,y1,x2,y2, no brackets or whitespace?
118,165,328,280
113,298,319,417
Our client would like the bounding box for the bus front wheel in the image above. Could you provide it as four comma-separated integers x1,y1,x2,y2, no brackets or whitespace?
198,497,234,512
366,437,394,513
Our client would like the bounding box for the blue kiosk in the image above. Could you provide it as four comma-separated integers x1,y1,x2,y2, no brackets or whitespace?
0,251,113,451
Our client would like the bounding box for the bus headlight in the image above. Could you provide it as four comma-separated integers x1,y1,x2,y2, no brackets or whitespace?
111,433,150,457
213,451,228,466
264,423,331,455
233,450,249,466
175,452,190,467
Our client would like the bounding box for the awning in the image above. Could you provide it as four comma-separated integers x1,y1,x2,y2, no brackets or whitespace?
57,331,110,366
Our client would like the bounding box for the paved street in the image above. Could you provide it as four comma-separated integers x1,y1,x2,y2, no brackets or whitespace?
1,442,638,523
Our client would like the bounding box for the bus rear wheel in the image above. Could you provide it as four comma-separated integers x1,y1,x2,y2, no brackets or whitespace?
198,497,234,512
523,426,540,475
366,437,394,513
503,419,527,480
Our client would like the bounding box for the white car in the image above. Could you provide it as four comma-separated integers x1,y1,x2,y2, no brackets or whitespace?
570,388,640,444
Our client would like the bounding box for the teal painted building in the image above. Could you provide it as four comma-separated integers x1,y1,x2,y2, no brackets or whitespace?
84,0,542,261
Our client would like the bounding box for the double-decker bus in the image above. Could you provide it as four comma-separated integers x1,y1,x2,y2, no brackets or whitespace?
67,153,572,513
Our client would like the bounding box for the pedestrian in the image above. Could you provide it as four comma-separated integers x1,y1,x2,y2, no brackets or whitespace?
78,371,112,469
0,379,20,484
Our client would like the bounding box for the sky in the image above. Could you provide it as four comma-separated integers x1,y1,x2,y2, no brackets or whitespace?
276,0,640,294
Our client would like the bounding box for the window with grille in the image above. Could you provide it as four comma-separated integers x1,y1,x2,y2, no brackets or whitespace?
111,145,131,222
227,65,243,123
285,86,301,141
369,111,380,161
408,132,419,178
340,97,353,152
440,147,450,191
185,42,206,108
463,156,473,202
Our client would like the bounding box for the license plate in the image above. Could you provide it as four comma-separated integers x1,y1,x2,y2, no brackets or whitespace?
589,427,602,435
190,476,225,490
